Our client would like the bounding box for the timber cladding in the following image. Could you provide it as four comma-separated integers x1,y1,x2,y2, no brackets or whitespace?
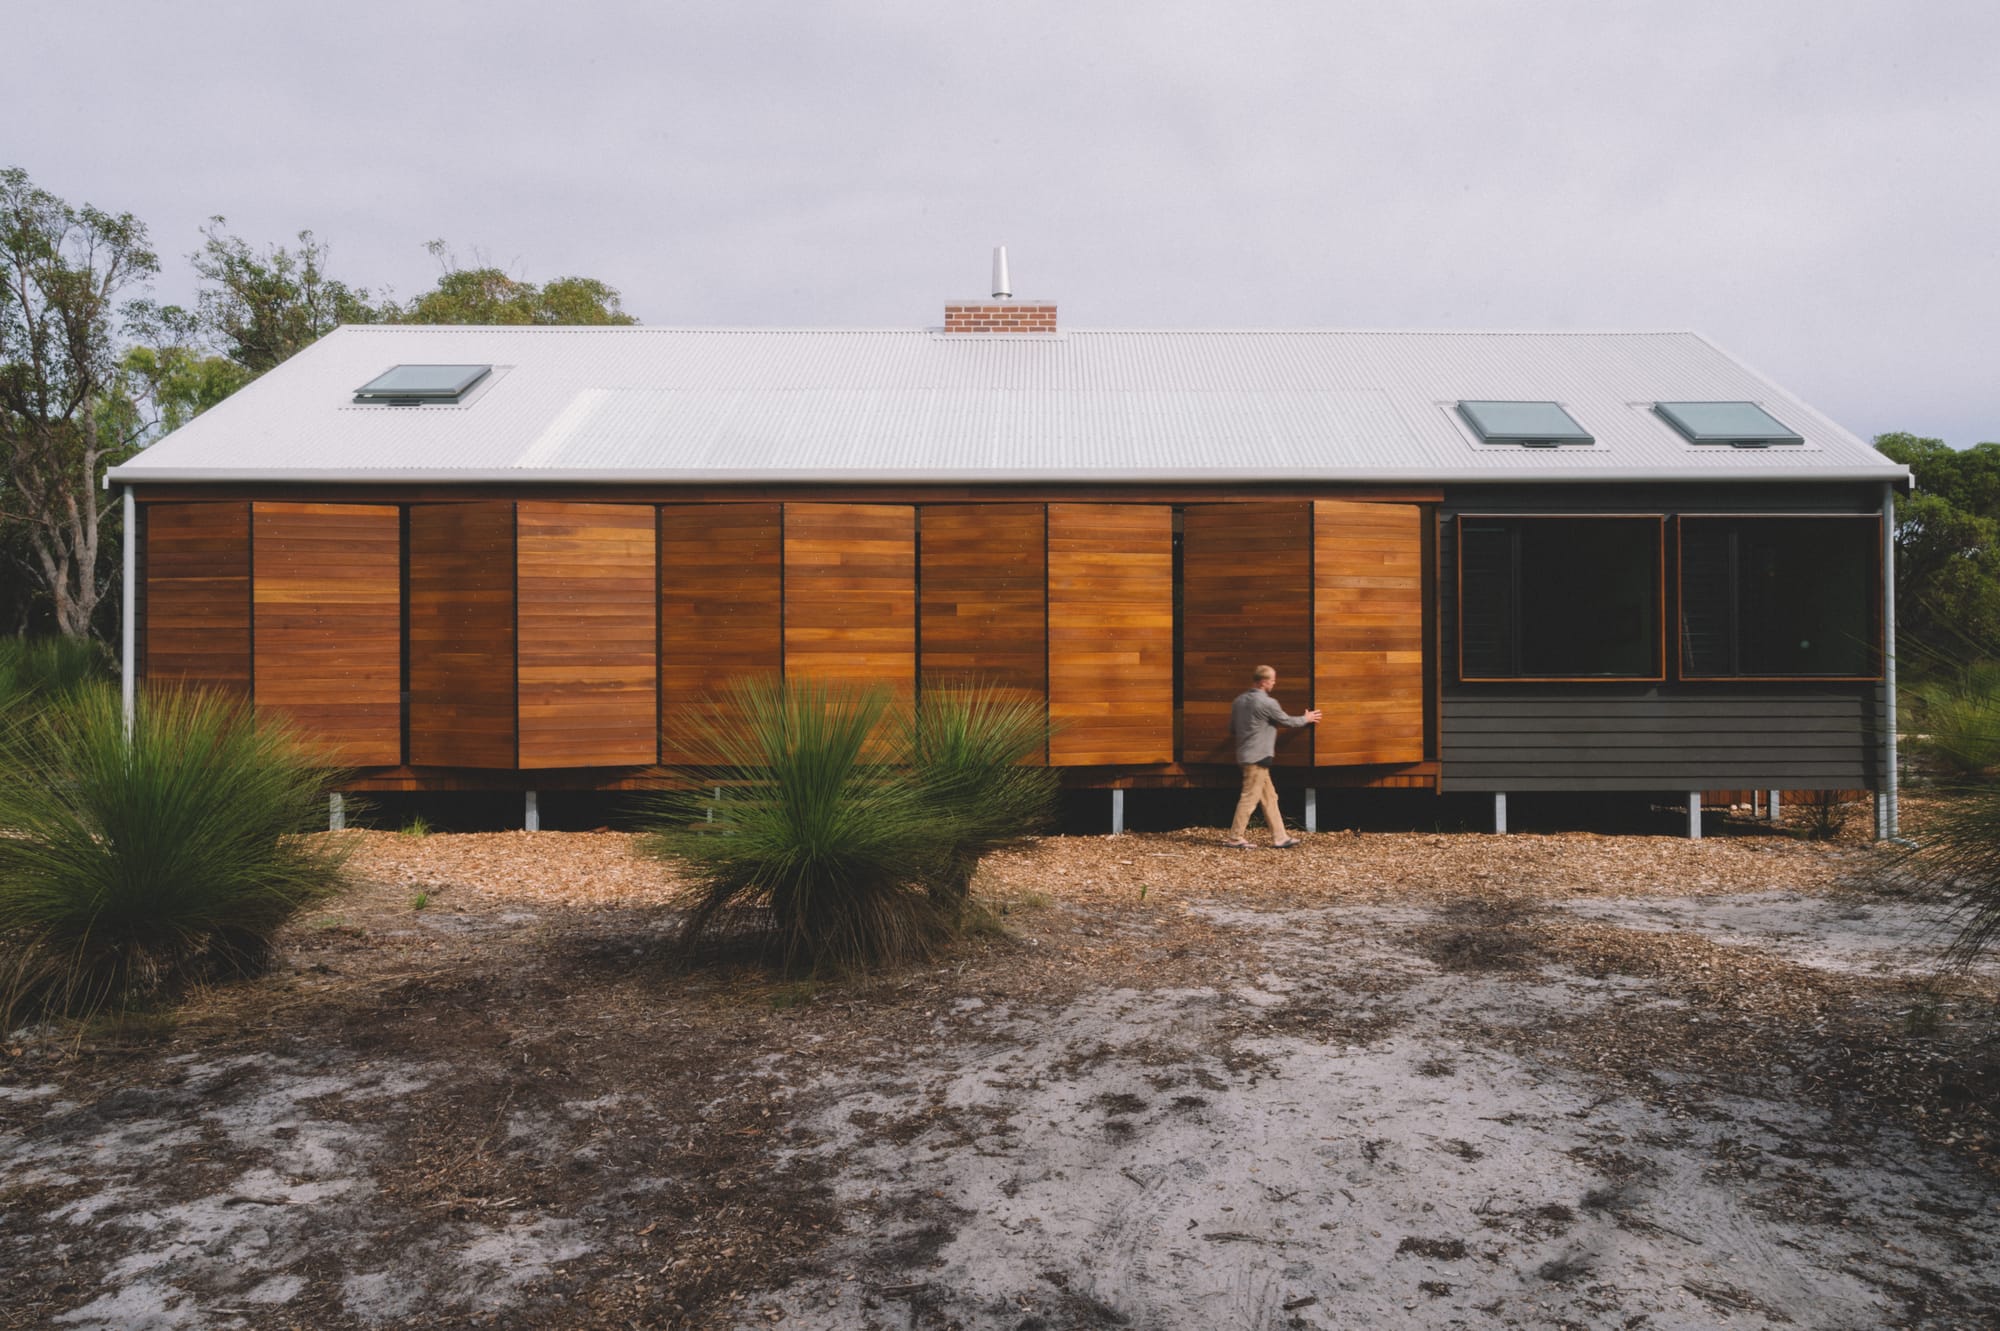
1048,503,1174,765
516,502,659,769
251,503,402,765
142,501,251,698
1180,502,1314,766
660,502,783,765
408,502,517,768
918,502,1047,705
782,503,916,694
1314,499,1426,766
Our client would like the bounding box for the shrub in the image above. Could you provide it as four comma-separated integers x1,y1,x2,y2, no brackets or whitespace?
0,636,108,716
0,685,349,1020
640,678,945,971
902,683,1057,917
1907,659,2000,780
1793,790,1852,841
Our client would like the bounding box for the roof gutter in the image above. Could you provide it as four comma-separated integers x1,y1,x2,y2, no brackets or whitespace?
106,465,1914,488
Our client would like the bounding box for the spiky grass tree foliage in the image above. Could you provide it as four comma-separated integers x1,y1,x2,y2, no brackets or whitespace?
903,684,1057,918
641,678,947,972
1908,788,2000,970
0,686,349,1020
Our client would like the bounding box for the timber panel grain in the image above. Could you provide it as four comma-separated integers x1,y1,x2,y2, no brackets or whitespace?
251,502,402,764
408,502,517,768
660,503,784,765
143,501,251,697
516,502,659,769
1314,499,1426,766
1181,502,1314,765
783,503,916,694
1048,503,1173,765
919,503,1047,715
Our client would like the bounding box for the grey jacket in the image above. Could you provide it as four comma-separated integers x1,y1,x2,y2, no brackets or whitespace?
1230,688,1312,764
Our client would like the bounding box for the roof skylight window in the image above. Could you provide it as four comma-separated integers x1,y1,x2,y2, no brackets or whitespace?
353,364,492,405
1457,400,1594,448
1654,401,1803,448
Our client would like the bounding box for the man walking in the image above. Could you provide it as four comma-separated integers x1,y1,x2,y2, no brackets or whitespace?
1225,665,1322,849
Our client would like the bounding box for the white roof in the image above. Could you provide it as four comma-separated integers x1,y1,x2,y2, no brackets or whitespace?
110,325,1907,486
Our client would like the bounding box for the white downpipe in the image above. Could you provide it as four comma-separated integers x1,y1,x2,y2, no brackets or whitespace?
1881,483,1901,842
120,487,136,739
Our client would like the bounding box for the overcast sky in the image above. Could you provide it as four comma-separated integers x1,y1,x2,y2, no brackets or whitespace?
11,1,1996,445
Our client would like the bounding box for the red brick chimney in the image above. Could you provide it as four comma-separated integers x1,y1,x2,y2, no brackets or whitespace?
943,245,1055,333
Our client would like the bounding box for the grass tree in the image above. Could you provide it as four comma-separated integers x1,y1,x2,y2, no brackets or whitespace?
0,685,349,1021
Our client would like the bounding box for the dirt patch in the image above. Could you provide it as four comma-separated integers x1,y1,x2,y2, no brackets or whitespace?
3,826,1996,1329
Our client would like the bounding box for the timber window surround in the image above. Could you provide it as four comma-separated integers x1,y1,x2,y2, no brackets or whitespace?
1677,515,1882,680
1457,515,1665,682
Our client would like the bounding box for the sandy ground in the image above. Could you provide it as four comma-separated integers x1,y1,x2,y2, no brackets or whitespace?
2,823,1997,1330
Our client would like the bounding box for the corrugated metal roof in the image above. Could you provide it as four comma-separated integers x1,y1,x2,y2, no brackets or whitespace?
108,326,1907,485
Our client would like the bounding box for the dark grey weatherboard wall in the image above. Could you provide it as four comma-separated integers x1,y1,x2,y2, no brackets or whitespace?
1437,484,1885,794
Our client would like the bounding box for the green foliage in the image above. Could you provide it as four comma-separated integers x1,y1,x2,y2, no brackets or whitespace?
388,242,636,326
640,678,945,972
0,167,156,638
1877,432,2000,663
120,341,250,434
0,635,109,715
189,219,382,375
0,685,349,1021
1905,787,2000,970
400,814,432,838
902,683,1058,915
1908,659,2000,780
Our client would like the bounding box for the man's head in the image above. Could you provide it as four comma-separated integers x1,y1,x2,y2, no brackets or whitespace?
1253,664,1277,693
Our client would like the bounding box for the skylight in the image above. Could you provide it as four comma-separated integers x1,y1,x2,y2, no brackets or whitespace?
1654,401,1803,447
1457,400,1594,448
353,364,492,405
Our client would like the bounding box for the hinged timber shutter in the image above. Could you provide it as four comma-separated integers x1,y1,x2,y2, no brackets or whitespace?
1047,503,1173,765
660,503,784,766
1180,502,1313,765
1314,500,1425,766
408,502,517,768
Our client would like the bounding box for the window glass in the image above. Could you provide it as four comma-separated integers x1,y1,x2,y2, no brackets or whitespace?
1679,517,1878,677
1459,517,1660,679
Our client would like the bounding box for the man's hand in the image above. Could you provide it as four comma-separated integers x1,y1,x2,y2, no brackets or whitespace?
1304,709,1324,724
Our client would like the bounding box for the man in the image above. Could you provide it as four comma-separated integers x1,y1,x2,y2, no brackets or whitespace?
1224,665,1322,849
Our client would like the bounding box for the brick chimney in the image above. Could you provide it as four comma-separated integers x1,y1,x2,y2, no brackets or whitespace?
943,245,1055,333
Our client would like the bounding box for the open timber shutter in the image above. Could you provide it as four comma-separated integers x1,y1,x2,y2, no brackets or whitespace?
1047,503,1173,765
516,502,659,769
1181,502,1313,765
1314,500,1426,766
251,502,402,765
660,503,784,765
408,502,518,768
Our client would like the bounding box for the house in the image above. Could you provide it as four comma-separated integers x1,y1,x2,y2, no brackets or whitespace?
107,274,1909,838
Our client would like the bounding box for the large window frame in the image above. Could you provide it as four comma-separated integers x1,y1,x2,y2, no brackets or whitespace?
1675,513,1884,682
1455,514,1667,684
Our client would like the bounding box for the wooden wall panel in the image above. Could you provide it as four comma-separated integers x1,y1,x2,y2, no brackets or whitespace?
783,503,916,694
660,503,784,765
1048,504,1173,765
252,502,402,765
408,502,516,768
1181,502,1314,765
517,502,658,769
1315,499,1425,766
143,502,251,697
919,502,1047,710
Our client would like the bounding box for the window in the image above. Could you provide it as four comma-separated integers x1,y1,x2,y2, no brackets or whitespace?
353,364,491,405
1678,516,1880,678
1458,516,1662,680
1457,400,1594,448
1654,401,1803,448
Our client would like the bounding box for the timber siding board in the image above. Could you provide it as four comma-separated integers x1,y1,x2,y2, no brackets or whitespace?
1048,503,1174,765
660,502,784,765
516,502,658,769
1315,499,1426,766
408,502,517,767
142,501,251,696
251,502,402,764
782,503,916,693
1180,502,1312,765
919,503,1047,708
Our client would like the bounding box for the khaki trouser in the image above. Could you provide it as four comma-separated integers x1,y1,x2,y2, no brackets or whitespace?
1230,763,1286,841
